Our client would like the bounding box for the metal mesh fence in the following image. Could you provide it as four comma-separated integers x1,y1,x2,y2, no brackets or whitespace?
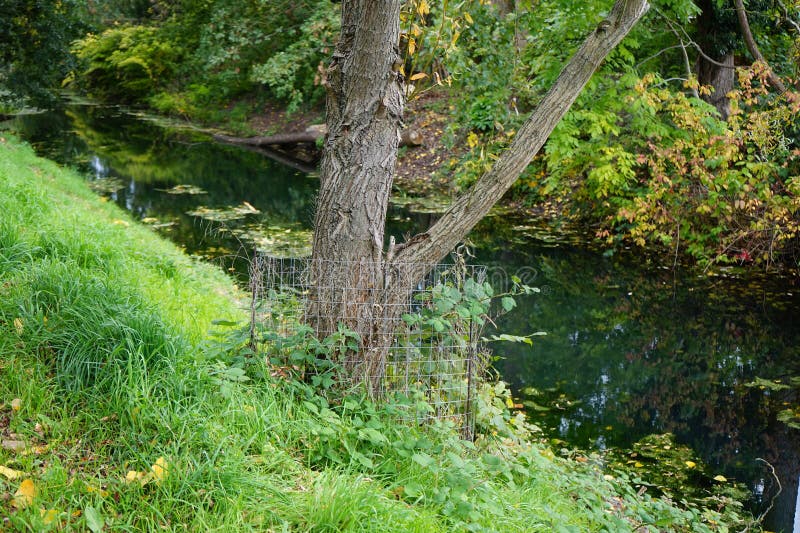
248,253,489,437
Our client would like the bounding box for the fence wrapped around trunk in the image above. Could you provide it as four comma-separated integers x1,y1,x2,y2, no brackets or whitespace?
248,254,490,438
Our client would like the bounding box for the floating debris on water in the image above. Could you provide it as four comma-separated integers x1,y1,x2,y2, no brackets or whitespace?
158,184,207,195
233,223,312,258
87,177,125,193
187,202,261,222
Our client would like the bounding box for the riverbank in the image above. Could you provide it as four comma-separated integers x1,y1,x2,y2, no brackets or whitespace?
0,135,758,530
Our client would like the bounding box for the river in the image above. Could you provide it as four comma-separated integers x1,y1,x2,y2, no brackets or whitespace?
6,102,799,530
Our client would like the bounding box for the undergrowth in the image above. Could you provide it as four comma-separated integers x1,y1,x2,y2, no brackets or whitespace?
0,135,759,531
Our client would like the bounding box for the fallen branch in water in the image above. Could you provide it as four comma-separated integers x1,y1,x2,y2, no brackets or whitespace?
214,125,423,149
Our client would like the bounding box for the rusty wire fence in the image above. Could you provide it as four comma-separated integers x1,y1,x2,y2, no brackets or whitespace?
248,253,490,437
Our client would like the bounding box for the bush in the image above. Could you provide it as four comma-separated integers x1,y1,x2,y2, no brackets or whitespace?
72,25,183,103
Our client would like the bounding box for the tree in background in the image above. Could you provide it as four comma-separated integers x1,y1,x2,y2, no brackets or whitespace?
0,0,87,109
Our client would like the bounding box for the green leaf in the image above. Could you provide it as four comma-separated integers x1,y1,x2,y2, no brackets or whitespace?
501,296,516,311
85,505,104,533
412,452,436,468
404,482,423,498
210,319,239,327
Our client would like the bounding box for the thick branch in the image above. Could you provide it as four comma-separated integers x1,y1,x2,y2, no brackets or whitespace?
734,0,787,93
214,127,422,149
393,0,649,268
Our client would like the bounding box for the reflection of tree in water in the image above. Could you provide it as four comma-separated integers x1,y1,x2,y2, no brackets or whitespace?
12,105,318,269
483,247,800,528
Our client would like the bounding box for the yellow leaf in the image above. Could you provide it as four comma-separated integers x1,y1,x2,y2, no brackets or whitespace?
13,478,36,508
40,509,59,525
112,219,129,227
85,484,108,497
407,37,416,56
634,462,644,468
685,461,697,469
713,475,727,482
151,457,169,483
464,12,473,24
124,470,149,485
0,465,22,480
14,318,23,335
417,0,430,16
603,474,615,481
409,72,428,81
11,398,22,411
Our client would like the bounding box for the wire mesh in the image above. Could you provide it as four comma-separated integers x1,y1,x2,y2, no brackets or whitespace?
248,253,489,438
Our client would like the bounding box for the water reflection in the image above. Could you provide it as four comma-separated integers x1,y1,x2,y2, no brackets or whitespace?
480,245,800,530
11,104,317,269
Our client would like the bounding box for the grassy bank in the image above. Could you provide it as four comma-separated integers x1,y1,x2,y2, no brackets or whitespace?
0,136,757,531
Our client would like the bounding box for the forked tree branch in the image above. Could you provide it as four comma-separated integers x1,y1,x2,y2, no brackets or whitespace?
392,0,650,269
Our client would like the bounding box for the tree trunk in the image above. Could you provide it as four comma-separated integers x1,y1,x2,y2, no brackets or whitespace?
309,0,405,389
311,0,649,393
696,0,735,119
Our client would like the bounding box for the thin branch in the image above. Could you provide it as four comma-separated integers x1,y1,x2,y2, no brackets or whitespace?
754,458,782,526
656,8,738,69
638,12,698,97
654,77,690,86
670,26,700,98
733,0,787,93
775,0,800,33
635,44,687,69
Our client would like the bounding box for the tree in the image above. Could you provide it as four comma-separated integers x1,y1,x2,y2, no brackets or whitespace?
694,0,739,119
310,0,649,391
0,0,87,109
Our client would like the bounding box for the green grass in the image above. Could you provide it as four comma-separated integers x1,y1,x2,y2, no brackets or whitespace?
0,135,758,531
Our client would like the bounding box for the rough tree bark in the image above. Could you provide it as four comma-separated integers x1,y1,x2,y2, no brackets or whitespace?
696,0,735,119
311,0,649,392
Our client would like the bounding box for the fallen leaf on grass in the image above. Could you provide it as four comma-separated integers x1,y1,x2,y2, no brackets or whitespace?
85,484,108,498
11,398,21,411
125,457,170,486
40,509,58,525
1,440,27,452
13,479,35,508
0,466,22,480
125,470,147,484
150,456,169,483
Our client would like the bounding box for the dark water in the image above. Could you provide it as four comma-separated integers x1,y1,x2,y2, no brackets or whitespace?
7,104,799,530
